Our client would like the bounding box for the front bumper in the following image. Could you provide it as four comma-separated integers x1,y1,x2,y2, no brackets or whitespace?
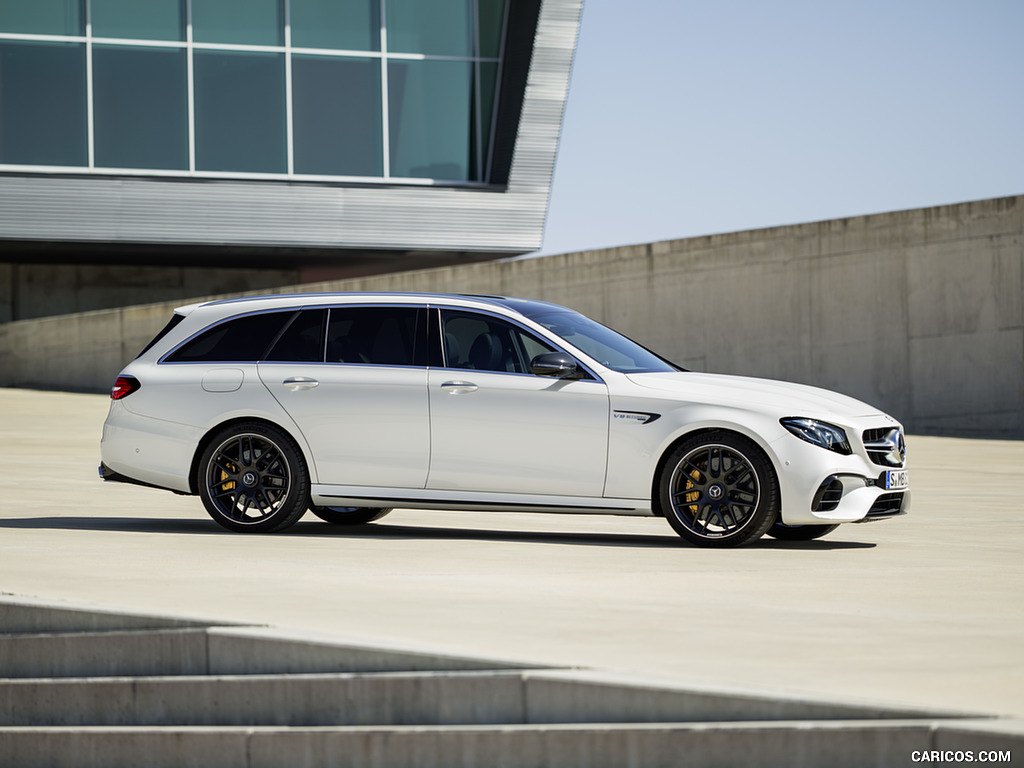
771,428,910,525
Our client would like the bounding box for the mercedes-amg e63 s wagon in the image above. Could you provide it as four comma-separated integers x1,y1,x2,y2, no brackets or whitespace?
100,293,909,547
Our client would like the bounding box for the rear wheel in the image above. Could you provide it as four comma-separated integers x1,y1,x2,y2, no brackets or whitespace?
310,506,393,525
659,431,779,547
767,522,839,541
198,422,309,533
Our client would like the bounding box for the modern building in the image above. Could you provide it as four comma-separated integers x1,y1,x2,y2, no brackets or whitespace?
0,0,582,321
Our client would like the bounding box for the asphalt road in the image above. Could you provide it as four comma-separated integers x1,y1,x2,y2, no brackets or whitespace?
2,388,1022,718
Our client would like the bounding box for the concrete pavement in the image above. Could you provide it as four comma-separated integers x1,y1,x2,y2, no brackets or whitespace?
1,387,1023,721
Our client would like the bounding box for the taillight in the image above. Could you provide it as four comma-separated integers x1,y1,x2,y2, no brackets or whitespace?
111,376,141,400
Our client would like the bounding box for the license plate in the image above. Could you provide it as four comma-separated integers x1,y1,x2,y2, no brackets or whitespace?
885,470,909,490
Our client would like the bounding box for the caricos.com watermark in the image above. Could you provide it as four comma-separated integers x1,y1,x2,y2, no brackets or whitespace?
910,750,1012,763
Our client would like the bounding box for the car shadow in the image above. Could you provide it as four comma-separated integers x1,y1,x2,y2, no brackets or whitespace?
0,516,876,550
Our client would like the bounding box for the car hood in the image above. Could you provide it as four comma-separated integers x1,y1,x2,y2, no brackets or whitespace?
624,372,886,421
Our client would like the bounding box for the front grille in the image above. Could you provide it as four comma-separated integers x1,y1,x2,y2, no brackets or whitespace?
863,427,905,467
867,492,904,517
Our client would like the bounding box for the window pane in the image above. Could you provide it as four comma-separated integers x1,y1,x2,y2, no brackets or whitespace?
327,307,420,366
292,55,382,177
388,59,472,181
265,309,326,362
0,0,83,36
527,310,677,373
0,42,87,167
387,0,471,57
138,314,186,357
194,51,286,173
166,312,293,363
93,46,187,169
477,61,498,178
91,0,184,41
192,0,282,46
290,0,379,51
441,310,552,373
478,0,506,58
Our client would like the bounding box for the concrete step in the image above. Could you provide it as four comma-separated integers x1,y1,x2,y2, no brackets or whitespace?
0,720,987,768
2,596,1020,768
0,595,219,635
0,671,527,727
0,626,536,679
0,669,949,729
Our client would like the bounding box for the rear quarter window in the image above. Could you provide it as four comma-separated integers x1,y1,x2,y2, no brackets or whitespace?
137,313,186,358
164,311,294,363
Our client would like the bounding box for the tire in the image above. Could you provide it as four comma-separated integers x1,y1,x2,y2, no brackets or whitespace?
767,522,839,541
310,506,393,525
198,422,309,533
659,431,779,547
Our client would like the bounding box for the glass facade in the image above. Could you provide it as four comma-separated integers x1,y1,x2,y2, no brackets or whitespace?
0,0,507,183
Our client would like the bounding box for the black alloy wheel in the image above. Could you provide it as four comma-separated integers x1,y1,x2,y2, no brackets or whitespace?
199,422,309,533
310,506,393,525
660,431,779,547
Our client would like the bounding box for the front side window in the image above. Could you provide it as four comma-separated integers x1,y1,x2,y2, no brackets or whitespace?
326,306,423,367
164,311,293,363
440,310,556,374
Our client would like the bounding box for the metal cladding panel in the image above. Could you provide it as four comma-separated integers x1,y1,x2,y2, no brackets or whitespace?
0,0,582,255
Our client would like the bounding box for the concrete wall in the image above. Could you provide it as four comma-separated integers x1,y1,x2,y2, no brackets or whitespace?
1,195,1020,437
0,264,301,323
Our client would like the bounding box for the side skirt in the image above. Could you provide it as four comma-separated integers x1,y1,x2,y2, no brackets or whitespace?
311,485,653,517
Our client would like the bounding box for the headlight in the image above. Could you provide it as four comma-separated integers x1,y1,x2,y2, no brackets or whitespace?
781,417,852,455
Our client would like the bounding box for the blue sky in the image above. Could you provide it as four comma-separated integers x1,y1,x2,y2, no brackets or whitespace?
535,0,1024,256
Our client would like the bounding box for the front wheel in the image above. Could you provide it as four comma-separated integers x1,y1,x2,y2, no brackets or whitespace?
766,522,839,541
198,422,309,533
659,431,779,547
310,506,393,525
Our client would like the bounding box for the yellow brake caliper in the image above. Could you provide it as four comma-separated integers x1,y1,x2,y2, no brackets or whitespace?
220,462,237,492
685,469,701,515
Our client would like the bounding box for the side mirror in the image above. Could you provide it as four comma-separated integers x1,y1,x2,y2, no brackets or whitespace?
530,352,581,379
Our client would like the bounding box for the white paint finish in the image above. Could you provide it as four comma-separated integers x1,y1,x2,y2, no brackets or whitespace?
99,292,907,531
426,369,609,496
259,362,430,488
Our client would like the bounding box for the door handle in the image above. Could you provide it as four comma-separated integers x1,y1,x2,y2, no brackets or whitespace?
283,377,320,391
440,381,478,394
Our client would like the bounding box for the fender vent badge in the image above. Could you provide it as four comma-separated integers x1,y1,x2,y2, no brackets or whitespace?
613,411,661,425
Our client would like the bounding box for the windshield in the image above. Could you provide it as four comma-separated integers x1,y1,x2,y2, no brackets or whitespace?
526,309,679,374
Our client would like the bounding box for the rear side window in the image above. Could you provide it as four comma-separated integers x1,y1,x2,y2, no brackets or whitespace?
265,309,327,362
326,307,423,366
137,313,186,358
164,311,294,363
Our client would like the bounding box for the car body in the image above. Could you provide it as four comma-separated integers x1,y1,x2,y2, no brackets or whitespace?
100,292,909,546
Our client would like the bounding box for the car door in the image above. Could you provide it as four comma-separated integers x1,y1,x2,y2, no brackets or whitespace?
426,308,610,497
258,305,430,488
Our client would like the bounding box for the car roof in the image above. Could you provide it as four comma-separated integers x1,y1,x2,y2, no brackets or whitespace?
176,292,572,319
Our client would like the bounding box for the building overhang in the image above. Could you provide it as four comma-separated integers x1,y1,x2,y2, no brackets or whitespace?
0,0,582,260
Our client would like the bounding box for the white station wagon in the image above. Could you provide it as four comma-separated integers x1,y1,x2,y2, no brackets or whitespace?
100,293,909,547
